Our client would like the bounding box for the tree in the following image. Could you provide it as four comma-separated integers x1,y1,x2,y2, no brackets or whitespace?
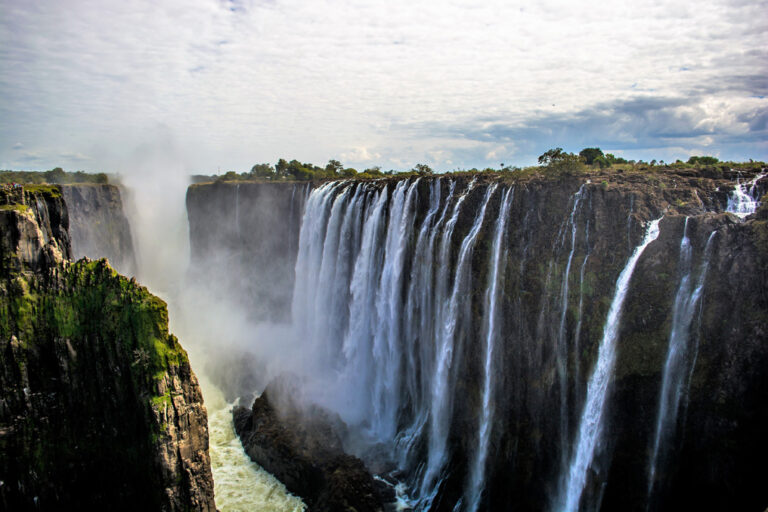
538,148,565,165
413,163,433,175
538,148,585,174
688,156,719,165
593,155,610,169
579,147,604,165
275,159,289,177
325,159,343,175
45,167,66,184
250,163,275,179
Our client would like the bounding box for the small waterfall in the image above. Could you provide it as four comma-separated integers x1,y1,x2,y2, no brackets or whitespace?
572,195,592,401
726,172,766,218
557,217,662,512
421,182,493,503
466,187,513,512
556,185,587,472
647,223,715,501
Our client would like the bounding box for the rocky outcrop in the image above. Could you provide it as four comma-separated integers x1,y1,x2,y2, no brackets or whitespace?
61,184,137,277
233,380,391,512
0,185,215,511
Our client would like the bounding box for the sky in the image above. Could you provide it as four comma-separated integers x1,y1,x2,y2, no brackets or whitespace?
1,0,766,174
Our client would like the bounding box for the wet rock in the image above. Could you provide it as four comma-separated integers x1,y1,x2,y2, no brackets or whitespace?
234,380,390,512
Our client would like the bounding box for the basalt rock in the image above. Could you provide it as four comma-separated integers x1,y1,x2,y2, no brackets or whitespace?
233,379,392,512
0,185,215,511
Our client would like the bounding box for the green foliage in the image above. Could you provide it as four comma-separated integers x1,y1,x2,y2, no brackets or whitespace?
0,168,109,185
579,147,604,165
538,147,565,165
325,159,343,175
538,148,586,174
605,153,628,165
250,163,275,179
592,155,610,168
412,163,433,175
687,155,719,165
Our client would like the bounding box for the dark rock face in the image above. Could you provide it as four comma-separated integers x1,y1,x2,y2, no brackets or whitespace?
0,186,215,511
233,380,391,512
61,184,137,276
188,168,768,512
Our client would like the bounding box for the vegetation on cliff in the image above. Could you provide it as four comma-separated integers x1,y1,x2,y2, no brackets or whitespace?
0,193,215,510
1,167,109,185
195,149,764,185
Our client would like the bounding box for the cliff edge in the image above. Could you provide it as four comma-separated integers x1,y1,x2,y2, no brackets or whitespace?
0,185,216,511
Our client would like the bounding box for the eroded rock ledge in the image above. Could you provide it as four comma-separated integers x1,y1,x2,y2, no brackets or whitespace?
234,380,394,512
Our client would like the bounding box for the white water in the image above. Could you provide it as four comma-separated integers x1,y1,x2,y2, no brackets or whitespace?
466,187,513,511
556,185,587,472
202,377,305,511
726,173,766,218
422,183,495,505
291,178,517,508
557,218,662,512
647,224,715,500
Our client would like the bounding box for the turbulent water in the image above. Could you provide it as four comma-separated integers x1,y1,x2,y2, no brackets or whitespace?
726,172,766,217
202,378,305,512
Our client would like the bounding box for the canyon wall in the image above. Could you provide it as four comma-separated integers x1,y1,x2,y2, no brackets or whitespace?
0,186,215,511
187,168,767,511
61,184,137,277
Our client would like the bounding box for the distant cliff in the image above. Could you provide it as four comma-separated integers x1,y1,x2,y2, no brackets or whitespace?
186,181,308,322
188,166,767,511
0,185,215,511
61,184,137,277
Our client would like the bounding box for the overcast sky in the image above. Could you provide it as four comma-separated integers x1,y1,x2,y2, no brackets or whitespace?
1,0,766,173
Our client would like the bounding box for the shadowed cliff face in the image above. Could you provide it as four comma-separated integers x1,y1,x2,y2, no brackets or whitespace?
61,184,137,277
187,167,767,512
0,186,216,511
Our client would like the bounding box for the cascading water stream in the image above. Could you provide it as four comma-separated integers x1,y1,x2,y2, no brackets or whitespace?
557,217,662,512
371,179,420,440
466,187,513,512
421,182,493,503
647,224,716,502
556,185,586,472
398,179,452,464
726,172,766,218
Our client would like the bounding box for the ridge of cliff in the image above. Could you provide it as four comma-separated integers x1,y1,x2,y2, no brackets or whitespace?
0,185,216,511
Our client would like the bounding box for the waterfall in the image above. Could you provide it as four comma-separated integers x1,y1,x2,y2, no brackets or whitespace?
557,217,662,512
398,179,450,464
421,182,494,504
466,187,513,512
370,179,420,440
572,194,592,403
726,172,766,218
647,224,715,501
556,185,587,473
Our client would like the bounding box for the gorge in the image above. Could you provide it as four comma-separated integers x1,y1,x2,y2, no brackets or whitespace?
188,166,767,511
1,164,766,511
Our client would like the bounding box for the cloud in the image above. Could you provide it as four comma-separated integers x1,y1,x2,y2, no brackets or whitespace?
340,147,381,164
0,0,766,171
12,142,23,150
